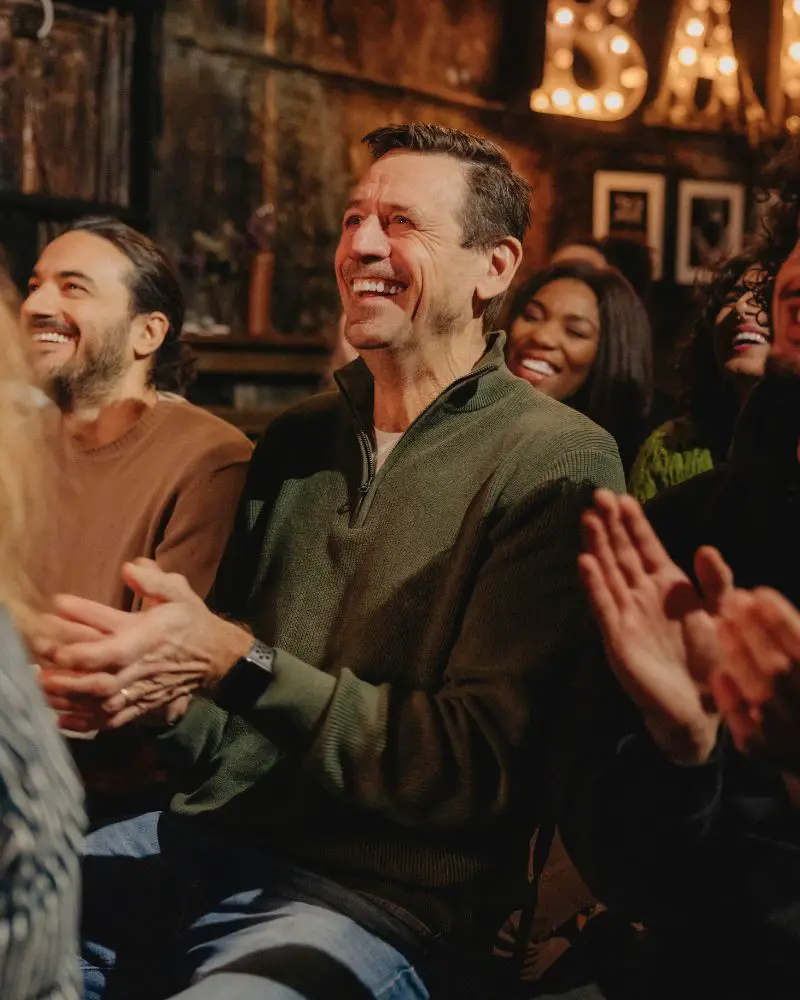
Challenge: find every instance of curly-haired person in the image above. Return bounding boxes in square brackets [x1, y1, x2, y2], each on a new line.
[629, 251, 770, 502]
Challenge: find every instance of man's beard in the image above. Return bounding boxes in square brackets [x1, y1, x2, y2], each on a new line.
[429, 300, 462, 339]
[46, 319, 129, 411]
[346, 300, 462, 348]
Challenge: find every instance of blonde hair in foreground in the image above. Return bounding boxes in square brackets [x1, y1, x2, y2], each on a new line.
[0, 294, 43, 620]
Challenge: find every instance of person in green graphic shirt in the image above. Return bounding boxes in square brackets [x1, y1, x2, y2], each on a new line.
[629, 251, 771, 503]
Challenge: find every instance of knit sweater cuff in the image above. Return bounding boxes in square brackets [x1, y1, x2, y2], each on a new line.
[617, 729, 724, 822]
[244, 646, 336, 746]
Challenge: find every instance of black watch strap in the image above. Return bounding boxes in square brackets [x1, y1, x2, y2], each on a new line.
[214, 639, 276, 714]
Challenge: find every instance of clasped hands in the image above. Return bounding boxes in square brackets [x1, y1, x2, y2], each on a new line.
[32, 559, 252, 733]
[581, 490, 800, 775]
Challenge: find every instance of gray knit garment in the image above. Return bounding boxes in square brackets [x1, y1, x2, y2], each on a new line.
[0, 607, 85, 1000]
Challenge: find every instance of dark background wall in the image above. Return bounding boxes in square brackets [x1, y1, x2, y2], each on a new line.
[154, 0, 780, 383]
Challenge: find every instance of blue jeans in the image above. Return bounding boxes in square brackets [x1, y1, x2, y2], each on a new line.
[81, 811, 431, 1000]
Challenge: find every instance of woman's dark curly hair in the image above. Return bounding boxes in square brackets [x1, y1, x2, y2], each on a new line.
[677, 136, 800, 461]
[506, 262, 653, 470]
[677, 251, 767, 463]
[68, 216, 196, 394]
[750, 135, 800, 324]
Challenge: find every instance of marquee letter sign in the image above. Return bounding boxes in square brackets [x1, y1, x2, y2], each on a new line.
[530, 0, 648, 122]
[775, 0, 800, 134]
[643, 0, 767, 140]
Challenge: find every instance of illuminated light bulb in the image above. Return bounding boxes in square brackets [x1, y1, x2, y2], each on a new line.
[787, 78, 800, 99]
[678, 46, 699, 67]
[577, 92, 598, 113]
[554, 48, 574, 70]
[718, 55, 738, 76]
[531, 92, 550, 111]
[552, 88, 573, 108]
[685, 18, 705, 38]
[584, 12, 603, 32]
[608, 0, 629, 16]
[554, 7, 574, 26]
[713, 25, 732, 44]
[787, 115, 800, 134]
[790, 42, 800, 63]
[603, 91, 625, 112]
[610, 34, 630, 55]
[621, 66, 648, 89]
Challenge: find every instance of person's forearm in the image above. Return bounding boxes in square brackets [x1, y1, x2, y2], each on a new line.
[644, 712, 720, 766]
[228, 647, 529, 830]
[561, 729, 724, 917]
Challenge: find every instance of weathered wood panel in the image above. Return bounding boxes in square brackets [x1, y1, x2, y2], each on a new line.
[194, 0, 266, 39]
[156, 4, 551, 339]
[188, 0, 504, 99]
[153, 39, 264, 333]
[278, 0, 502, 97]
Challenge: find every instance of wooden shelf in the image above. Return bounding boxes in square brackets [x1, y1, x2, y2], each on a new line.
[206, 406, 285, 435]
[186, 334, 329, 378]
[0, 190, 145, 225]
[183, 333, 327, 350]
[68, 0, 164, 13]
[194, 350, 327, 378]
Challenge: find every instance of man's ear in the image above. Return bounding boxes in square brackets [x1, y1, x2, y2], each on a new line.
[132, 312, 169, 360]
[475, 237, 523, 307]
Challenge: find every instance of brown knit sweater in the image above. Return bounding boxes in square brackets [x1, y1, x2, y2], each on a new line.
[34, 397, 252, 609]
[33, 397, 251, 809]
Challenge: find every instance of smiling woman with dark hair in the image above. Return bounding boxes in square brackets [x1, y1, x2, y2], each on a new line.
[505, 261, 653, 473]
[629, 252, 770, 503]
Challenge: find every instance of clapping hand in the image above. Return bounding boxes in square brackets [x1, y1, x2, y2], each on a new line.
[712, 587, 800, 777]
[579, 490, 732, 765]
[32, 559, 252, 733]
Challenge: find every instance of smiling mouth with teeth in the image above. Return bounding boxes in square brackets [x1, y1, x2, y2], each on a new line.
[351, 278, 406, 297]
[732, 331, 769, 351]
[31, 331, 78, 345]
[519, 358, 558, 377]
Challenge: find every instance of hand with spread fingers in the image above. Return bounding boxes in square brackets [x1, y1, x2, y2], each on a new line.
[579, 489, 732, 765]
[711, 588, 800, 777]
[33, 558, 252, 733]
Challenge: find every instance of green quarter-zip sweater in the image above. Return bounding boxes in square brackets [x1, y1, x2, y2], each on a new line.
[163, 332, 625, 948]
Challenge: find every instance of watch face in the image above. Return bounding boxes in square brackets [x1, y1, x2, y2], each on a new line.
[216, 642, 275, 714]
[247, 640, 275, 673]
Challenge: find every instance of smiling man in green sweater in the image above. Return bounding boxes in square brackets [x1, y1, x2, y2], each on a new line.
[40, 123, 624, 1000]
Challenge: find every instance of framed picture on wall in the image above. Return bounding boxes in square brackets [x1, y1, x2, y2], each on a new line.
[676, 180, 746, 285]
[592, 171, 666, 280]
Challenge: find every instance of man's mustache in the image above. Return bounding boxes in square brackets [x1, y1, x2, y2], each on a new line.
[342, 268, 406, 284]
[30, 317, 78, 336]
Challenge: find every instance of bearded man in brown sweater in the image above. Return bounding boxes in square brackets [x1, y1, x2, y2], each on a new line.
[39, 125, 624, 1000]
[25, 217, 252, 815]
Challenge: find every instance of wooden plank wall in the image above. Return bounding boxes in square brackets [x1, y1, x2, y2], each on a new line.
[152, 0, 772, 353]
[153, 0, 550, 340]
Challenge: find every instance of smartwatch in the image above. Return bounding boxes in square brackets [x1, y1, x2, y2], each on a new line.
[214, 638, 276, 713]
